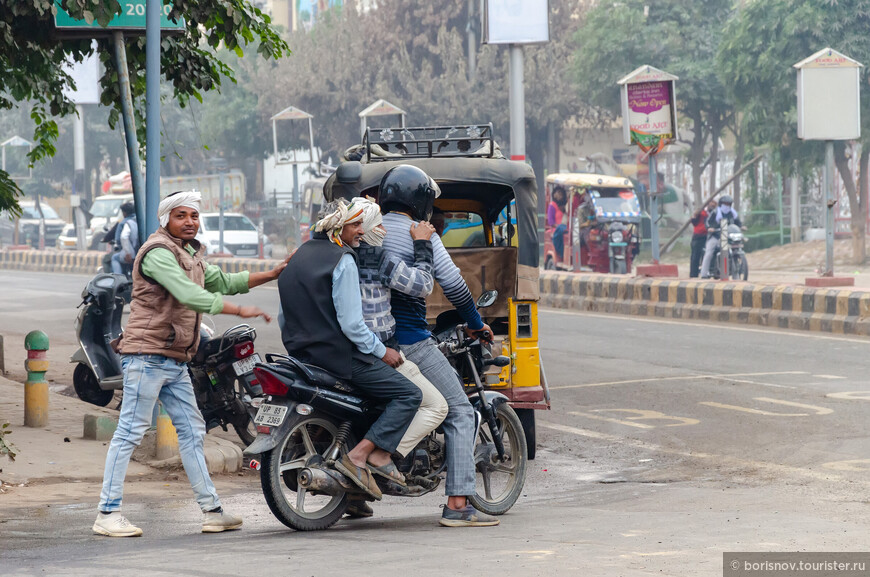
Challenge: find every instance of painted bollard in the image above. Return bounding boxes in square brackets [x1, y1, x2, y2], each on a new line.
[24, 330, 50, 427]
[155, 403, 179, 460]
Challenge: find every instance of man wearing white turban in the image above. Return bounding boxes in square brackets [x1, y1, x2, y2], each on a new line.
[278, 198, 423, 500]
[94, 190, 289, 538]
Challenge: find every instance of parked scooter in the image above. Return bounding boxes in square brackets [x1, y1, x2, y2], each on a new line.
[707, 219, 749, 281]
[71, 273, 262, 444]
[245, 290, 527, 531]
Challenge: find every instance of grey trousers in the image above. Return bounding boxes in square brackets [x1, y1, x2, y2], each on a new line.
[351, 358, 422, 454]
[402, 337, 477, 496]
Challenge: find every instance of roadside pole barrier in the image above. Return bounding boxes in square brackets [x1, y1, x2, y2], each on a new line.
[24, 331, 50, 427]
[155, 402, 179, 460]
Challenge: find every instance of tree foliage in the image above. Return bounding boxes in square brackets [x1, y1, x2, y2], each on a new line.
[718, 0, 870, 263]
[0, 0, 288, 214]
[573, 0, 734, 206]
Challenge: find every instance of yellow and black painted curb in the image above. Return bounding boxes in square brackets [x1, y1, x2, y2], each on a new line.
[0, 250, 279, 276]
[539, 272, 870, 337]
[5, 252, 868, 337]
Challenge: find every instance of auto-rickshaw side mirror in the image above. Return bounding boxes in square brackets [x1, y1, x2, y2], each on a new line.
[336, 161, 362, 184]
[476, 290, 498, 309]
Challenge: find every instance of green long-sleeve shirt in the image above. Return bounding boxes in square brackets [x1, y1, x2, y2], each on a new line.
[141, 246, 250, 314]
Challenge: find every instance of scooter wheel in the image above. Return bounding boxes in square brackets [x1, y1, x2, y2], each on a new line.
[73, 364, 115, 407]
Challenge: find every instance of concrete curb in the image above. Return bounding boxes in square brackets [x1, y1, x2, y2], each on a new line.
[0, 249, 279, 276]
[539, 272, 870, 337]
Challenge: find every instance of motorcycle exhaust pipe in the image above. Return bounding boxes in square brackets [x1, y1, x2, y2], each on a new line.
[298, 467, 361, 496]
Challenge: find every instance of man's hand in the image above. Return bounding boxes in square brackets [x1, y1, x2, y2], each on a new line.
[238, 305, 272, 323]
[270, 252, 294, 280]
[124, 253, 133, 263]
[382, 347, 403, 368]
[465, 323, 494, 343]
[410, 222, 436, 241]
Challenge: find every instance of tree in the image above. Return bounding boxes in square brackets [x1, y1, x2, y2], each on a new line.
[0, 0, 288, 214]
[573, 0, 735, 208]
[718, 0, 870, 264]
[253, 0, 587, 187]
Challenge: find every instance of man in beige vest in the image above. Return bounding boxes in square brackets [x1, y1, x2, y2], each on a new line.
[93, 190, 287, 537]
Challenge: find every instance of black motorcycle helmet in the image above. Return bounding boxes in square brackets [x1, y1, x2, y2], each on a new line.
[719, 195, 733, 206]
[378, 165, 441, 221]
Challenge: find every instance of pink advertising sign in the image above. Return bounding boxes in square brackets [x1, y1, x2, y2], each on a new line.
[625, 81, 675, 150]
[618, 65, 679, 153]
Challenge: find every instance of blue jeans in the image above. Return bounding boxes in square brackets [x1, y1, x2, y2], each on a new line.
[110, 251, 131, 275]
[98, 354, 220, 513]
[402, 338, 476, 496]
[552, 224, 567, 261]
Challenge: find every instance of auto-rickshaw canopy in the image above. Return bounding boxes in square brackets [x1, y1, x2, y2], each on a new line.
[546, 172, 641, 223]
[324, 156, 539, 301]
[546, 173, 634, 189]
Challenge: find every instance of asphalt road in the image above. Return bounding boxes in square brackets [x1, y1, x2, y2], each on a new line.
[3, 269, 870, 576]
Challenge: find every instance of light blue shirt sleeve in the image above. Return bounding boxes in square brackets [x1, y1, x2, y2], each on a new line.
[332, 254, 387, 359]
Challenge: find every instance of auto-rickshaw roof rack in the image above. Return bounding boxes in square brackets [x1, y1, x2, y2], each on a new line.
[363, 123, 496, 162]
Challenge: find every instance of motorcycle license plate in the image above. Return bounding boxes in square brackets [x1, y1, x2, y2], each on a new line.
[232, 353, 261, 376]
[254, 403, 288, 427]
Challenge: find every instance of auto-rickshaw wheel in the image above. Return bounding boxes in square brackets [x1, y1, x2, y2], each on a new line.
[515, 408, 536, 460]
[544, 257, 555, 270]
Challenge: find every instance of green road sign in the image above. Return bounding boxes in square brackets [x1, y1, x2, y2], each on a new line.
[54, 1, 185, 30]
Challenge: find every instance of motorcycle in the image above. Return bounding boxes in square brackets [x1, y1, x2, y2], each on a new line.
[607, 221, 636, 275]
[707, 220, 749, 281]
[245, 290, 528, 531]
[70, 273, 262, 444]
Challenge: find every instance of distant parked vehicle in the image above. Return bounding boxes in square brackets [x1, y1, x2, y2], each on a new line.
[0, 201, 67, 248]
[196, 212, 270, 258]
[87, 193, 133, 250]
[55, 223, 91, 250]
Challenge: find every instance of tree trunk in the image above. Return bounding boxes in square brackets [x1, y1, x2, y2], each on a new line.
[688, 111, 706, 209]
[833, 143, 864, 264]
[708, 118, 721, 196]
[732, 122, 746, 211]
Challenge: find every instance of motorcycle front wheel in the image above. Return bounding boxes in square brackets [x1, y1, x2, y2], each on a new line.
[732, 253, 748, 281]
[260, 414, 349, 531]
[469, 402, 528, 516]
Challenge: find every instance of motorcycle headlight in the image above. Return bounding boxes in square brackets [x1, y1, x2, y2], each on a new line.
[728, 232, 743, 241]
[610, 231, 624, 243]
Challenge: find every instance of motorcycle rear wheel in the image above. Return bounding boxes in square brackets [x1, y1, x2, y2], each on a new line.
[260, 414, 349, 531]
[469, 402, 527, 516]
[230, 379, 257, 446]
[73, 363, 114, 407]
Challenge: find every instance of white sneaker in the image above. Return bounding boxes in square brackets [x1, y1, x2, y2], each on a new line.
[202, 510, 243, 533]
[92, 512, 143, 537]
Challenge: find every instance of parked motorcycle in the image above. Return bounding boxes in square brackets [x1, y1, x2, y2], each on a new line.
[71, 273, 262, 444]
[708, 220, 748, 281]
[245, 290, 528, 531]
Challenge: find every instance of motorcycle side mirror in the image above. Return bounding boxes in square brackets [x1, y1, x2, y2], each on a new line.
[476, 290, 498, 309]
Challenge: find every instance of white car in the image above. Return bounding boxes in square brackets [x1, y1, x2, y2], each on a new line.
[196, 212, 270, 258]
[87, 193, 134, 249]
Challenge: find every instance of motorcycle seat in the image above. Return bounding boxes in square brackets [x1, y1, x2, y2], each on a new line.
[302, 364, 355, 393]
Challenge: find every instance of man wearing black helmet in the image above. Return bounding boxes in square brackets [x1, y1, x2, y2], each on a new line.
[700, 195, 743, 279]
[380, 164, 499, 527]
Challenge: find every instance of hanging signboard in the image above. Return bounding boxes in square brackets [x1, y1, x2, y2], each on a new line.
[618, 65, 679, 155]
[54, 0, 185, 32]
[794, 47, 862, 141]
[481, 0, 549, 44]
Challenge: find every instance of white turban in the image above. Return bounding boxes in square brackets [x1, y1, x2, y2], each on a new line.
[352, 196, 386, 247]
[158, 190, 202, 228]
[313, 198, 365, 246]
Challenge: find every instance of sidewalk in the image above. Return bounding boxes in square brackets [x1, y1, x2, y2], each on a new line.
[0, 374, 251, 509]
